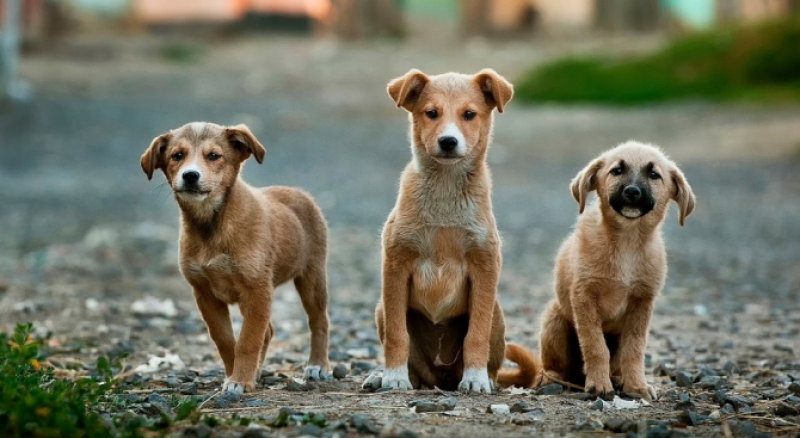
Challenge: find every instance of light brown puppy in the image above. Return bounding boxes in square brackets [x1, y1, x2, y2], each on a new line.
[539, 141, 696, 400]
[371, 69, 538, 393]
[140, 122, 330, 394]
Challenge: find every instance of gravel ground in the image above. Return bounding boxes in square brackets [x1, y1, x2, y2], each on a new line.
[1, 32, 800, 437]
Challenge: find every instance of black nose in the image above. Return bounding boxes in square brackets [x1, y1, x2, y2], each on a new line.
[623, 185, 642, 200]
[183, 171, 200, 183]
[438, 136, 458, 152]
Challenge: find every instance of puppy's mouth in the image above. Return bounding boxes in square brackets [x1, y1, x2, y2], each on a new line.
[176, 189, 211, 197]
[432, 154, 464, 164]
[611, 201, 655, 219]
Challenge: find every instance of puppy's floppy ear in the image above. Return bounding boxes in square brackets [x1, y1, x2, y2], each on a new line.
[474, 68, 514, 113]
[570, 158, 605, 214]
[670, 166, 696, 227]
[140, 133, 172, 180]
[226, 124, 266, 164]
[387, 69, 430, 111]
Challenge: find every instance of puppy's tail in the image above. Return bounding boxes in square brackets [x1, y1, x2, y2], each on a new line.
[497, 343, 540, 388]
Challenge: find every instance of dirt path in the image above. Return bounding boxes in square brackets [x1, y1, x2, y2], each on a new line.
[1, 33, 800, 437]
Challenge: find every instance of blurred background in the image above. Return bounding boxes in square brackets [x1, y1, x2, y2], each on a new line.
[0, 0, 799, 370]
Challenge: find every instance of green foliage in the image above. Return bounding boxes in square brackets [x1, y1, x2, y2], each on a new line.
[516, 15, 800, 105]
[0, 323, 200, 438]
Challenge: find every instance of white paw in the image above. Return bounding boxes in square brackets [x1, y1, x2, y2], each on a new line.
[303, 365, 328, 381]
[458, 368, 492, 394]
[381, 365, 413, 391]
[222, 379, 246, 395]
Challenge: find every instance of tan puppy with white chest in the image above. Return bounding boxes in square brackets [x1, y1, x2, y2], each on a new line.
[539, 141, 696, 400]
[140, 122, 330, 393]
[372, 69, 538, 393]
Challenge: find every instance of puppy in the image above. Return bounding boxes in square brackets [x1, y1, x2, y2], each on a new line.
[140, 122, 330, 393]
[538, 141, 696, 400]
[371, 69, 538, 393]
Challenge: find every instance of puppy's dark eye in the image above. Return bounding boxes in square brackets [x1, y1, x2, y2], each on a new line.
[610, 167, 624, 176]
[171, 152, 184, 162]
[463, 110, 476, 121]
[649, 171, 661, 180]
[208, 152, 221, 161]
[425, 109, 438, 120]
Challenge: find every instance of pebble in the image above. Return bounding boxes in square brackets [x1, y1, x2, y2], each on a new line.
[244, 399, 269, 408]
[698, 376, 726, 390]
[350, 414, 379, 435]
[575, 417, 604, 431]
[509, 401, 538, 413]
[789, 382, 800, 394]
[332, 364, 348, 379]
[284, 379, 307, 392]
[328, 351, 350, 361]
[602, 418, 638, 433]
[536, 383, 564, 395]
[179, 383, 198, 395]
[677, 410, 697, 426]
[409, 397, 457, 413]
[675, 370, 697, 387]
[351, 360, 376, 375]
[294, 424, 322, 437]
[592, 398, 606, 411]
[487, 404, 510, 415]
[774, 402, 800, 417]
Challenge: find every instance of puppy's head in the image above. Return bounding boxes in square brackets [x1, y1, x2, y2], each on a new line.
[140, 122, 266, 206]
[571, 141, 696, 226]
[387, 68, 513, 165]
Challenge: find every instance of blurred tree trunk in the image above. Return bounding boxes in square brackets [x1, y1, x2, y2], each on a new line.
[595, 0, 662, 31]
[330, 0, 404, 40]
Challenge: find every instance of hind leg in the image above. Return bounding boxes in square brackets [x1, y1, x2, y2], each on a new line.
[295, 266, 330, 381]
[539, 300, 573, 385]
[255, 321, 274, 376]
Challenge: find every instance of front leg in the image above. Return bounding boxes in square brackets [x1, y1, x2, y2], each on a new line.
[619, 296, 657, 401]
[572, 286, 614, 398]
[379, 252, 413, 390]
[460, 248, 500, 394]
[193, 287, 236, 377]
[224, 282, 272, 394]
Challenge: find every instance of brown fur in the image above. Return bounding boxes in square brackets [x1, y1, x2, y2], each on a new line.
[140, 122, 330, 393]
[371, 69, 537, 393]
[538, 141, 696, 400]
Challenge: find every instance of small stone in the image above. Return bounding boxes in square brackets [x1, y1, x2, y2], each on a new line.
[674, 400, 696, 411]
[294, 424, 322, 437]
[603, 418, 638, 433]
[592, 398, 606, 411]
[698, 376, 723, 390]
[720, 340, 735, 349]
[393, 432, 419, 438]
[774, 344, 794, 354]
[350, 360, 376, 375]
[179, 383, 198, 395]
[789, 382, 800, 394]
[510, 401, 533, 413]
[679, 392, 691, 403]
[723, 360, 740, 375]
[244, 399, 269, 408]
[262, 375, 286, 386]
[721, 403, 735, 414]
[677, 410, 697, 426]
[328, 351, 350, 361]
[774, 402, 800, 417]
[708, 410, 721, 421]
[332, 364, 348, 380]
[409, 397, 457, 413]
[487, 404, 510, 415]
[350, 414, 379, 435]
[698, 365, 719, 377]
[536, 383, 564, 395]
[675, 370, 697, 388]
[729, 420, 757, 438]
[284, 379, 306, 392]
[725, 394, 754, 409]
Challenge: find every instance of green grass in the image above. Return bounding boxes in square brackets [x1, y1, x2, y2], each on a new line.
[516, 15, 800, 105]
[0, 323, 201, 438]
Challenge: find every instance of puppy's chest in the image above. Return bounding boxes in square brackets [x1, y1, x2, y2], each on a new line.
[407, 228, 475, 323]
[182, 253, 243, 304]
